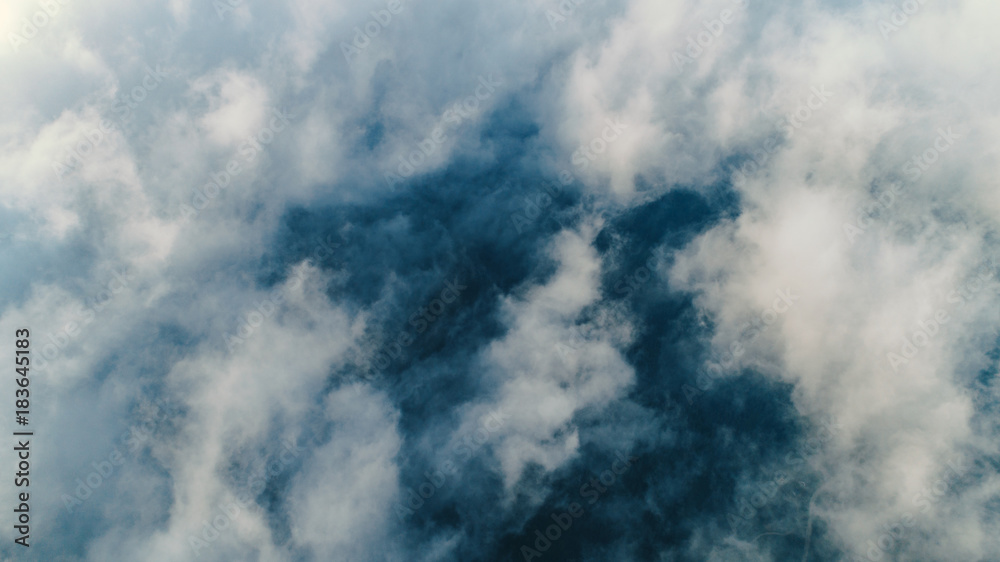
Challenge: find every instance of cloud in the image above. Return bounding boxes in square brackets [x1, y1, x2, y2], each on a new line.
[2, 0, 1000, 560]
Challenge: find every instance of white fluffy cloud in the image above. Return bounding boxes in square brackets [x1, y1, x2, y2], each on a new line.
[2, 0, 999, 559]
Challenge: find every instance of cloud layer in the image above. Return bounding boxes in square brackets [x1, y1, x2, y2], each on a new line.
[2, 0, 999, 560]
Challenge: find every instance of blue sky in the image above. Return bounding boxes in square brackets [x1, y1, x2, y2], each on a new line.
[1, 0, 999, 560]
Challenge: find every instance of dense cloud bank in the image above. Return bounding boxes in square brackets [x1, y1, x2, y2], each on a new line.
[1, 0, 999, 560]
